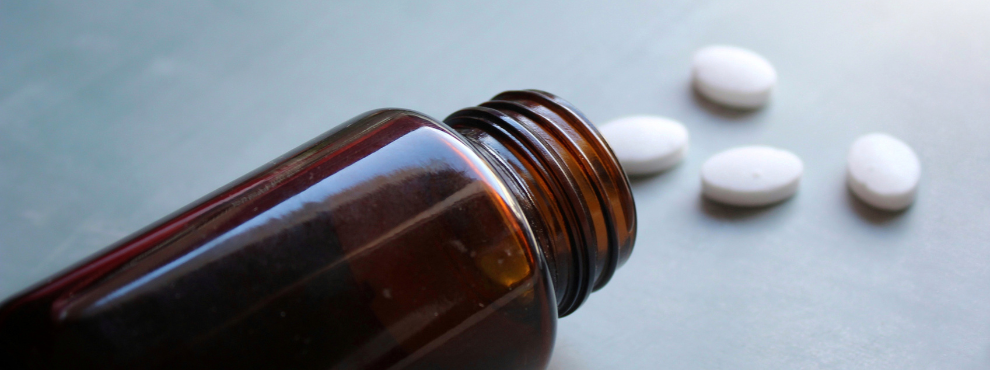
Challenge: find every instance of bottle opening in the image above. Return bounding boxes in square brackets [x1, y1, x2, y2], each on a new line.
[446, 90, 637, 316]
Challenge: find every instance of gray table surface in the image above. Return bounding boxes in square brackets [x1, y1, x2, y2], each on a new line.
[2, 1, 989, 368]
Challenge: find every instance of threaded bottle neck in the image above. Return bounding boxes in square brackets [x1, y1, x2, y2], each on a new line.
[445, 90, 636, 317]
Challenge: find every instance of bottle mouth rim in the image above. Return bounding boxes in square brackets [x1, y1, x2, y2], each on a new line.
[446, 90, 637, 317]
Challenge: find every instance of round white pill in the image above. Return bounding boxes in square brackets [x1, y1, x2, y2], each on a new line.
[598, 116, 689, 175]
[847, 133, 920, 211]
[701, 146, 803, 207]
[692, 45, 777, 109]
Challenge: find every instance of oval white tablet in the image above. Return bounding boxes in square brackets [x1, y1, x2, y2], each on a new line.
[598, 116, 689, 175]
[692, 45, 777, 109]
[701, 146, 803, 206]
[847, 133, 920, 211]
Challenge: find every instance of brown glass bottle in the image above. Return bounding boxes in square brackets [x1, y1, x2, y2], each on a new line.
[0, 90, 636, 370]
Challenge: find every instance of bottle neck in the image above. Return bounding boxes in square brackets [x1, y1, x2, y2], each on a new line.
[445, 90, 636, 317]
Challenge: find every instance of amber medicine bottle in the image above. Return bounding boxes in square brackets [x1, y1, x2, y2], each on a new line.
[0, 90, 637, 370]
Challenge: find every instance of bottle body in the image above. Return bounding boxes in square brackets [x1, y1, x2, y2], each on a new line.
[0, 90, 636, 370]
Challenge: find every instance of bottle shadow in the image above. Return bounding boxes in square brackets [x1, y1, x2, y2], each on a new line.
[545, 343, 595, 370]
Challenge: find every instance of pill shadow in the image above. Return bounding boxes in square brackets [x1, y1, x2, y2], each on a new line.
[698, 195, 782, 221]
[845, 187, 906, 225]
[689, 85, 764, 121]
[626, 165, 683, 185]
